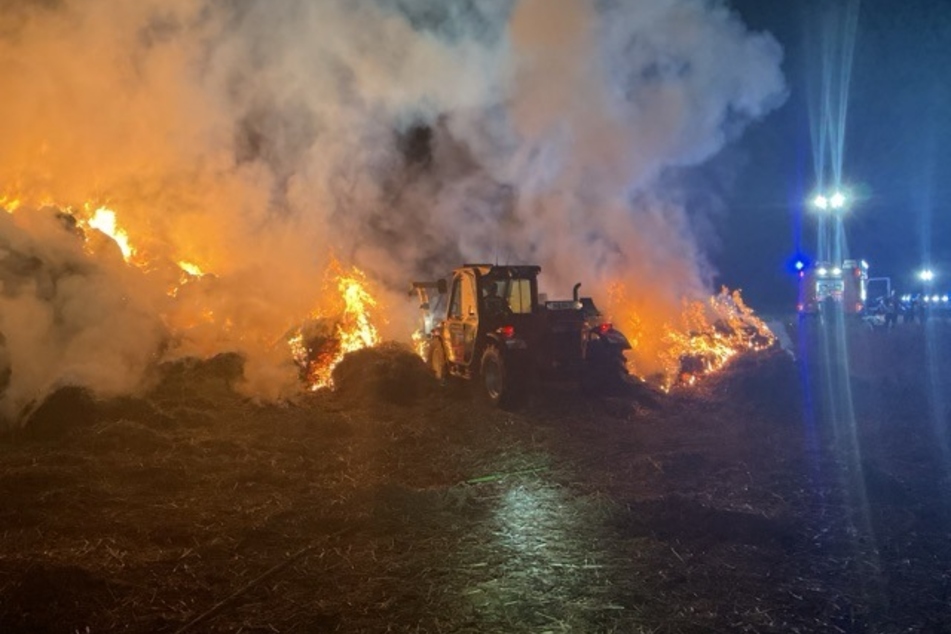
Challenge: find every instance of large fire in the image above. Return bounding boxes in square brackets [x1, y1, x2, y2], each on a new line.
[0, 0, 790, 420]
[288, 264, 382, 391]
[2, 194, 771, 399]
[64, 201, 387, 392]
[608, 283, 775, 390]
[4, 197, 198, 279]
[662, 289, 775, 388]
[2, 196, 386, 395]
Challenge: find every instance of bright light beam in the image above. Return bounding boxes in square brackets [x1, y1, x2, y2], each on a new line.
[829, 191, 846, 209]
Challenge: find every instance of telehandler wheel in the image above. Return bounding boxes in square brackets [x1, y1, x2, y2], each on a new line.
[583, 345, 629, 395]
[481, 345, 522, 408]
[429, 339, 449, 383]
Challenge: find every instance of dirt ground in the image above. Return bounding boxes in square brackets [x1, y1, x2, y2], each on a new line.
[1, 320, 950, 633]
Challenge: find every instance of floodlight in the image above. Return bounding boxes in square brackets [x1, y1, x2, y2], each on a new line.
[919, 269, 935, 282]
[829, 191, 846, 209]
[812, 194, 829, 210]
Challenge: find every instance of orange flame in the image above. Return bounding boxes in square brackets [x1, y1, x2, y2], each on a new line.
[289, 264, 382, 390]
[2, 194, 138, 263]
[607, 282, 775, 389]
[178, 260, 204, 277]
[660, 288, 775, 389]
[0, 193, 22, 212]
[5, 192, 771, 395]
[83, 206, 134, 260]
[167, 260, 208, 297]
[411, 329, 429, 360]
[4, 193, 388, 393]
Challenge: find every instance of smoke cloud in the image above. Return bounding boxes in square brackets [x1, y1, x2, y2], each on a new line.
[0, 0, 785, 420]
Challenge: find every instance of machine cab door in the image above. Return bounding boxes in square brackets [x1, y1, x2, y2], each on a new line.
[445, 270, 479, 366]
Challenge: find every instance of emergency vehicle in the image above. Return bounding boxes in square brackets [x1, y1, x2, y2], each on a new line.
[798, 259, 868, 315]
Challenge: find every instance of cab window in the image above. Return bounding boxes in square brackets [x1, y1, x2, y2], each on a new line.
[460, 273, 477, 317]
[448, 273, 477, 318]
[506, 279, 533, 314]
[448, 279, 463, 318]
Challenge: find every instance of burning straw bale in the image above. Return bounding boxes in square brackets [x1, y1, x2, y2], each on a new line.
[331, 342, 435, 406]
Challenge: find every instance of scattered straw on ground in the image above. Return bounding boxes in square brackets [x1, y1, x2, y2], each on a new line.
[1, 325, 950, 632]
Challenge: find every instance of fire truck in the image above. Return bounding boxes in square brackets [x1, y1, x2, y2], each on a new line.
[797, 259, 868, 316]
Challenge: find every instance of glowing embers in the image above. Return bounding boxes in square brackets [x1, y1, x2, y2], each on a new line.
[0, 193, 22, 212]
[290, 264, 382, 391]
[178, 261, 204, 277]
[662, 288, 775, 389]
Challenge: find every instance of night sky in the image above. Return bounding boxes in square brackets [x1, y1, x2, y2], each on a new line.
[713, 0, 951, 311]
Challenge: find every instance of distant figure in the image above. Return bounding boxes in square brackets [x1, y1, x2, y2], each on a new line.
[902, 296, 914, 324]
[884, 291, 899, 330]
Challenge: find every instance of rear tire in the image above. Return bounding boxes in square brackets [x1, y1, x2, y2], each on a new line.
[583, 344, 629, 395]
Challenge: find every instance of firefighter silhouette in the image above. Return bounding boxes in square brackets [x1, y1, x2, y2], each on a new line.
[884, 291, 899, 330]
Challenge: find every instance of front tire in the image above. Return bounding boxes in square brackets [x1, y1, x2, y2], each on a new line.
[481, 345, 520, 408]
[429, 339, 449, 383]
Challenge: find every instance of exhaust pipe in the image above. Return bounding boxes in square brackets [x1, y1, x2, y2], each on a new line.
[573, 283, 582, 302]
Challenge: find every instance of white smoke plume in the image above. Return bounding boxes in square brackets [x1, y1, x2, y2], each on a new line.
[0, 0, 785, 421]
